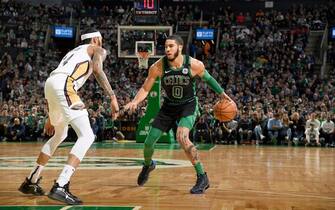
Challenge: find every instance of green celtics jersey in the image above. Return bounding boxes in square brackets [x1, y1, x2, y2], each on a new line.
[161, 55, 196, 105]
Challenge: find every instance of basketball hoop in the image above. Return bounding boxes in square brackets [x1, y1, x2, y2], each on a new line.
[136, 51, 150, 69]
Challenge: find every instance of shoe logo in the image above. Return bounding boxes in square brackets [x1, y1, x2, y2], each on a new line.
[65, 194, 75, 202]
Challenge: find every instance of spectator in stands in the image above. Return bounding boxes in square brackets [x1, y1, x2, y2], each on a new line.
[194, 116, 211, 144]
[281, 113, 292, 145]
[305, 121, 321, 146]
[305, 113, 321, 146]
[320, 113, 335, 147]
[238, 112, 252, 144]
[251, 111, 265, 145]
[8, 117, 25, 141]
[24, 106, 38, 141]
[222, 119, 238, 145]
[0, 104, 10, 141]
[236, 12, 245, 25]
[290, 112, 305, 146]
[267, 112, 283, 145]
[306, 112, 321, 130]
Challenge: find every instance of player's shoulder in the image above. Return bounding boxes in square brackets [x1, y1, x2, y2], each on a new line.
[88, 45, 106, 58]
[147, 57, 164, 77]
[150, 57, 164, 70]
[189, 56, 205, 70]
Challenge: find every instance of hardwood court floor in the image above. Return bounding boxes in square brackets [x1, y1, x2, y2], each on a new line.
[0, 142, 334, 210]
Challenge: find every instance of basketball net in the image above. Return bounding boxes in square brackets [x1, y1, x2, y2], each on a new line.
[136, 51, 150, 69]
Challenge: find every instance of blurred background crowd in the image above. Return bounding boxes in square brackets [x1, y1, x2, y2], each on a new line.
[0, 0, 334, 146]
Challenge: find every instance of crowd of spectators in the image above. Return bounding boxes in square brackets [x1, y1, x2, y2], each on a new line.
[0, 1, 334, 146]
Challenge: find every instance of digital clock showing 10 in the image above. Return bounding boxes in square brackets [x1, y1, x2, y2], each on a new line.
[134, 0, 158, 10]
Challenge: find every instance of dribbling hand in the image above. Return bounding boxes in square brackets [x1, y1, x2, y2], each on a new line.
[124, 101, 138, 114]
[219, 92, 232, 102]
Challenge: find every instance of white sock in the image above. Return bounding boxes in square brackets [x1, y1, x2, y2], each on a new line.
[28, 164, 44, 183]
[56, 164, 75, 187]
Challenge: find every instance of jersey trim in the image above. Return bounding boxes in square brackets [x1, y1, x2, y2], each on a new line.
[70, 60, 90, 81]
[63, 61, 89, 107]
[64, 76, 81, 107]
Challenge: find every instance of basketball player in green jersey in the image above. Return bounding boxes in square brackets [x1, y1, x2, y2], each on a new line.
[125, 35, 231, 194]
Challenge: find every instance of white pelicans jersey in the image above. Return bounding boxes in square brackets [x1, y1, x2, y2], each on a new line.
[51, 44, 92, 91]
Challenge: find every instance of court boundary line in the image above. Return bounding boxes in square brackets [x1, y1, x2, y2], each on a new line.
[209, 145, 217, 151]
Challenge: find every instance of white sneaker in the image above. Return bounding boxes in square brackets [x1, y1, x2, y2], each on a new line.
[260, 134, 265, 140]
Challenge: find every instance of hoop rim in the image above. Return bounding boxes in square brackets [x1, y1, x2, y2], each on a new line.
[136, 51, 150, 69]
[136, 51, 150, 59]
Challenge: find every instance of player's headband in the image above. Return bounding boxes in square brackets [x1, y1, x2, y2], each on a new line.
[81, 31, 102, 41]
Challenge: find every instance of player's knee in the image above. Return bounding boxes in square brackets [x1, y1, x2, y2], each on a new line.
[144, 140, 154, 149]
[70, 129, 95, 161]
[83, 129, 95, 149]
[86, 129, 95, 144]
[41, 131, 68, 156]
[41, 141, 53, 156]
[144, 128, 161, 148]
[144, 132, 159, 148]
[176, 128, 190, 145]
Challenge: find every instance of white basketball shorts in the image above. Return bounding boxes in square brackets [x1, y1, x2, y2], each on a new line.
[44, 74, 88, 126]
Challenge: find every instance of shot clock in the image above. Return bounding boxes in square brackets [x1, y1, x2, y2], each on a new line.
[134, 0, 159, 24]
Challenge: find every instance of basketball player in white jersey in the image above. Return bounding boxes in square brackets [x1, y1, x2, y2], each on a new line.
[18, 30, 119, 205]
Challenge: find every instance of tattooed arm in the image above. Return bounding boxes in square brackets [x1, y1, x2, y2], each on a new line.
[92, 46, 119, 120]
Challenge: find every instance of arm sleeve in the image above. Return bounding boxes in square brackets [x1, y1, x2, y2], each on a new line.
[201, 70, 224, 94]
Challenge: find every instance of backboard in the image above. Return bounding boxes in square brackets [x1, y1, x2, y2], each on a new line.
[117, 25, 173, 58]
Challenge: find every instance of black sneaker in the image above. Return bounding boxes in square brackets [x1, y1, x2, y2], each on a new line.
[190, 172, 210, 194]
[18, 177, 45, 196]
[137, 160, 156, 186]
[48, 181, 82, 205]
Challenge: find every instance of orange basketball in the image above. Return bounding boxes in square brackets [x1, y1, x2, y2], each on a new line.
[213, 99, 238, 122]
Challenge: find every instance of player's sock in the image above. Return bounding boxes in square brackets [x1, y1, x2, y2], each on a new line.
[56, 164, 75, 187]
[194, 162, 205, 175]
[144, 127, 163, 166]
[28, 164, 44, 183]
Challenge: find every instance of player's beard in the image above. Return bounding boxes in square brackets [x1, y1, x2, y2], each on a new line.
[167, 50, 179, 62]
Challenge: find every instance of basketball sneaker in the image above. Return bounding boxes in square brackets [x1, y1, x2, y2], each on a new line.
[48, 181, 82, 205]
[137, 160, 156, 186]
[190, 172, 210, 194]
[18, 177, 45, 195]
